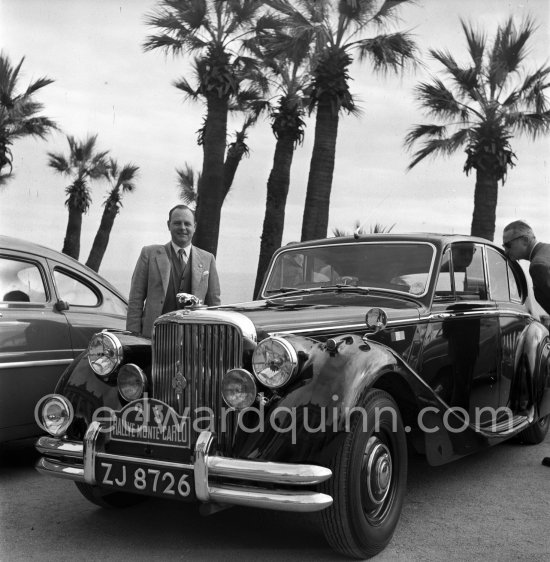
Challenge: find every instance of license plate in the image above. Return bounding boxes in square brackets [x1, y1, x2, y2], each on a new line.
[95, 458, 195, 500]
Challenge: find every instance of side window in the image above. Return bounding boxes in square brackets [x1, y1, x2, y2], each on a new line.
[451, 243, 486, 300]
[486, 248, 510, 301]
[507, 263, 522, 302]
[0, 256, 47, 303]
[53, 269, 99, 306]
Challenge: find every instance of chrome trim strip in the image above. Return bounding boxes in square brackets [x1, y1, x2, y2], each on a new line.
[272, 317, 421, 336]
[0, 358, 73, 369]
[96, 452, 193, 471]
[426, 309, 499, 321]
[83, 421, 101, 484]
[207, 456, 332, 485]
[36, 436, 83, 458]
[36, 457, 85, 482]
[208, 485, 333, 512]
[154, 309, 257, 342]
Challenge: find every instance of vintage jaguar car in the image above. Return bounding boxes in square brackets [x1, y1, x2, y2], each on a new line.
[0, 235, 127, 443]
[35, 234, 550, 559]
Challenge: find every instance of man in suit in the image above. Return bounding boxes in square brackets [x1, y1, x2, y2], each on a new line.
[502, 220, 550, 315]
[126, 205, 221, 337]
[502, 220, 550, 468]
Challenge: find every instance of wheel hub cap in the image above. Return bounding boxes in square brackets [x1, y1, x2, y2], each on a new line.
[364, 437, 393, 507]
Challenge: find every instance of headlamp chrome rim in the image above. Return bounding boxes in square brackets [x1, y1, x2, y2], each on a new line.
[117, 363, 148, 402]
[34, 393, 74, 437]
[87, 331, 123, 377]
[221, 368, 257, 409]
[252, 336, 299, 389]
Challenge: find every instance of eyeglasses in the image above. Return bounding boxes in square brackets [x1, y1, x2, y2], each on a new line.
[503, 235, 523, 250]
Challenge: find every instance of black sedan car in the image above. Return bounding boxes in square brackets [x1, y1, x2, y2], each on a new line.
[35, 234, 549, 559]
[0, 236, 127, 442]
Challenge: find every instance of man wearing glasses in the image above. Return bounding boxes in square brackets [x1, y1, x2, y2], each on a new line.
[503, 220, 550, 316]
[503, 220, 550, 468]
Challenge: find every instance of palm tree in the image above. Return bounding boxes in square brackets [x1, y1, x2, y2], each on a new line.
[250, 29, 310, 298]
[405, 18, 550, 241]
[144, 0, 269, 256]
[86, 159, 139, 272]
[48, 134, 109, 260]
[266, 0, 418, 242]
[222, 116, 255, 201]
[0, 52, 56, 183]
[176, 163, 200, 207]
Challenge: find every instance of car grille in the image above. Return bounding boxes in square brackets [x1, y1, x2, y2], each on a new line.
[152, 320, 243, 453]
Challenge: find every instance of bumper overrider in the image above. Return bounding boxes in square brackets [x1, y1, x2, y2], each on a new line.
[36, 421, 333, 512]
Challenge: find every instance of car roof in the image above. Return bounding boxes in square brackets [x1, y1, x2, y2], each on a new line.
[281, 233, 502, 252]
[0, 235, 126, 300]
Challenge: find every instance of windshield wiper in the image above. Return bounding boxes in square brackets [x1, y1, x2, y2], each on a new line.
[320, 284, 371, 294]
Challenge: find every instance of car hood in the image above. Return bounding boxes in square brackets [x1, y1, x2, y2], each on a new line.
[215, 294, 423, 337]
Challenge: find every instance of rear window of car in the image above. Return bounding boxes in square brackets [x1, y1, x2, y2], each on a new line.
[0, 256, 48, 303]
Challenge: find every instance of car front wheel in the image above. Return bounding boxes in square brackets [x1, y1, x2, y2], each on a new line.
[518, 414, 550, 444]
[320, 389, 407, 559]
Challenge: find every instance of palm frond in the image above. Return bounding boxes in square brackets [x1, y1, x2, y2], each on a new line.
[370, 0, 416, 26]
[176, 163, 199, 206]
[356, 31, 418, 72]
[404, 123, 447, 148]
[415, 79, 468, 119]
[407, 129, 470, 169]
[488, 17, 535, 94]
[460, 20, 486, 71]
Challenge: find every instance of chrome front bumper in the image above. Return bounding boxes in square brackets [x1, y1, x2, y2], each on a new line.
[36, 422, 333, 512]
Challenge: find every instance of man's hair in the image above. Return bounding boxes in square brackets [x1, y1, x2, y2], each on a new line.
[168, 204, 195, 222]
[503, 220, 534, 238]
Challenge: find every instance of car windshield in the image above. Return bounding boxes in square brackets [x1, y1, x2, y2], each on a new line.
[263, 242, 435, 297]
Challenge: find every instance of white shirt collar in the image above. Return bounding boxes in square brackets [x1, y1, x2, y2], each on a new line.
[171, 242, 192, 257]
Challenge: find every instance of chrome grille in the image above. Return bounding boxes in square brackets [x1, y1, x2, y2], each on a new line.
[152, 321, 242, 452]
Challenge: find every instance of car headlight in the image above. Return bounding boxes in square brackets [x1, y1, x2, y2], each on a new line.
[221, 369, 257, 409]
[35, 394, 73, 437]
[88, 332, 123, 377]
[117, 364, 148, 402]
[252, 337, 298, 388]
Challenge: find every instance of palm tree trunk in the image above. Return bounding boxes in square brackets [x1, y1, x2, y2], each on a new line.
[222, 147, 243, 203]
[194, 94, 228, 256]
[300, 98, 339, 241]
[86, 204, 118, 272]
[253, 134, 296, 298]
[470, 169, 498, 241]
[62, 203, 82, 259]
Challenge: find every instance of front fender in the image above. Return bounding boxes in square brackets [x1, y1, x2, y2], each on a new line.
[233, 334, 426, 466]
[54, 331, 152, 439]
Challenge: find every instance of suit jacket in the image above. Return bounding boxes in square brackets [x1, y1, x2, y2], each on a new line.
[529, 242, 550, 316]
[126, 242, 221, 337]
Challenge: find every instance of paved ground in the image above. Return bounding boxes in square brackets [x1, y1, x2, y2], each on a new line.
[0, 434, 549, 561]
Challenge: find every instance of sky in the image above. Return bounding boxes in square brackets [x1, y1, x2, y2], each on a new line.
[1, 0, 549, 304]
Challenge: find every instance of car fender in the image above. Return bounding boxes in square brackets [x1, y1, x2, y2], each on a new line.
[53, 332, 152, 437]
[515, 320, 550, 418]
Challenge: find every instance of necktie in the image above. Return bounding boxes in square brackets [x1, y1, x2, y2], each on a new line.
[178, 248, 187, 268]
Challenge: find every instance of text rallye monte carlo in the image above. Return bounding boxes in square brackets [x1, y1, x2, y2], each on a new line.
[35, 234, 550, 559]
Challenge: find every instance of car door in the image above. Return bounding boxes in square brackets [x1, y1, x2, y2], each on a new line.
[485, 247, 531, 411]
[0, 252, 73, 441]
[48, 263, 127, 356]
[420, 243, 500, 426]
